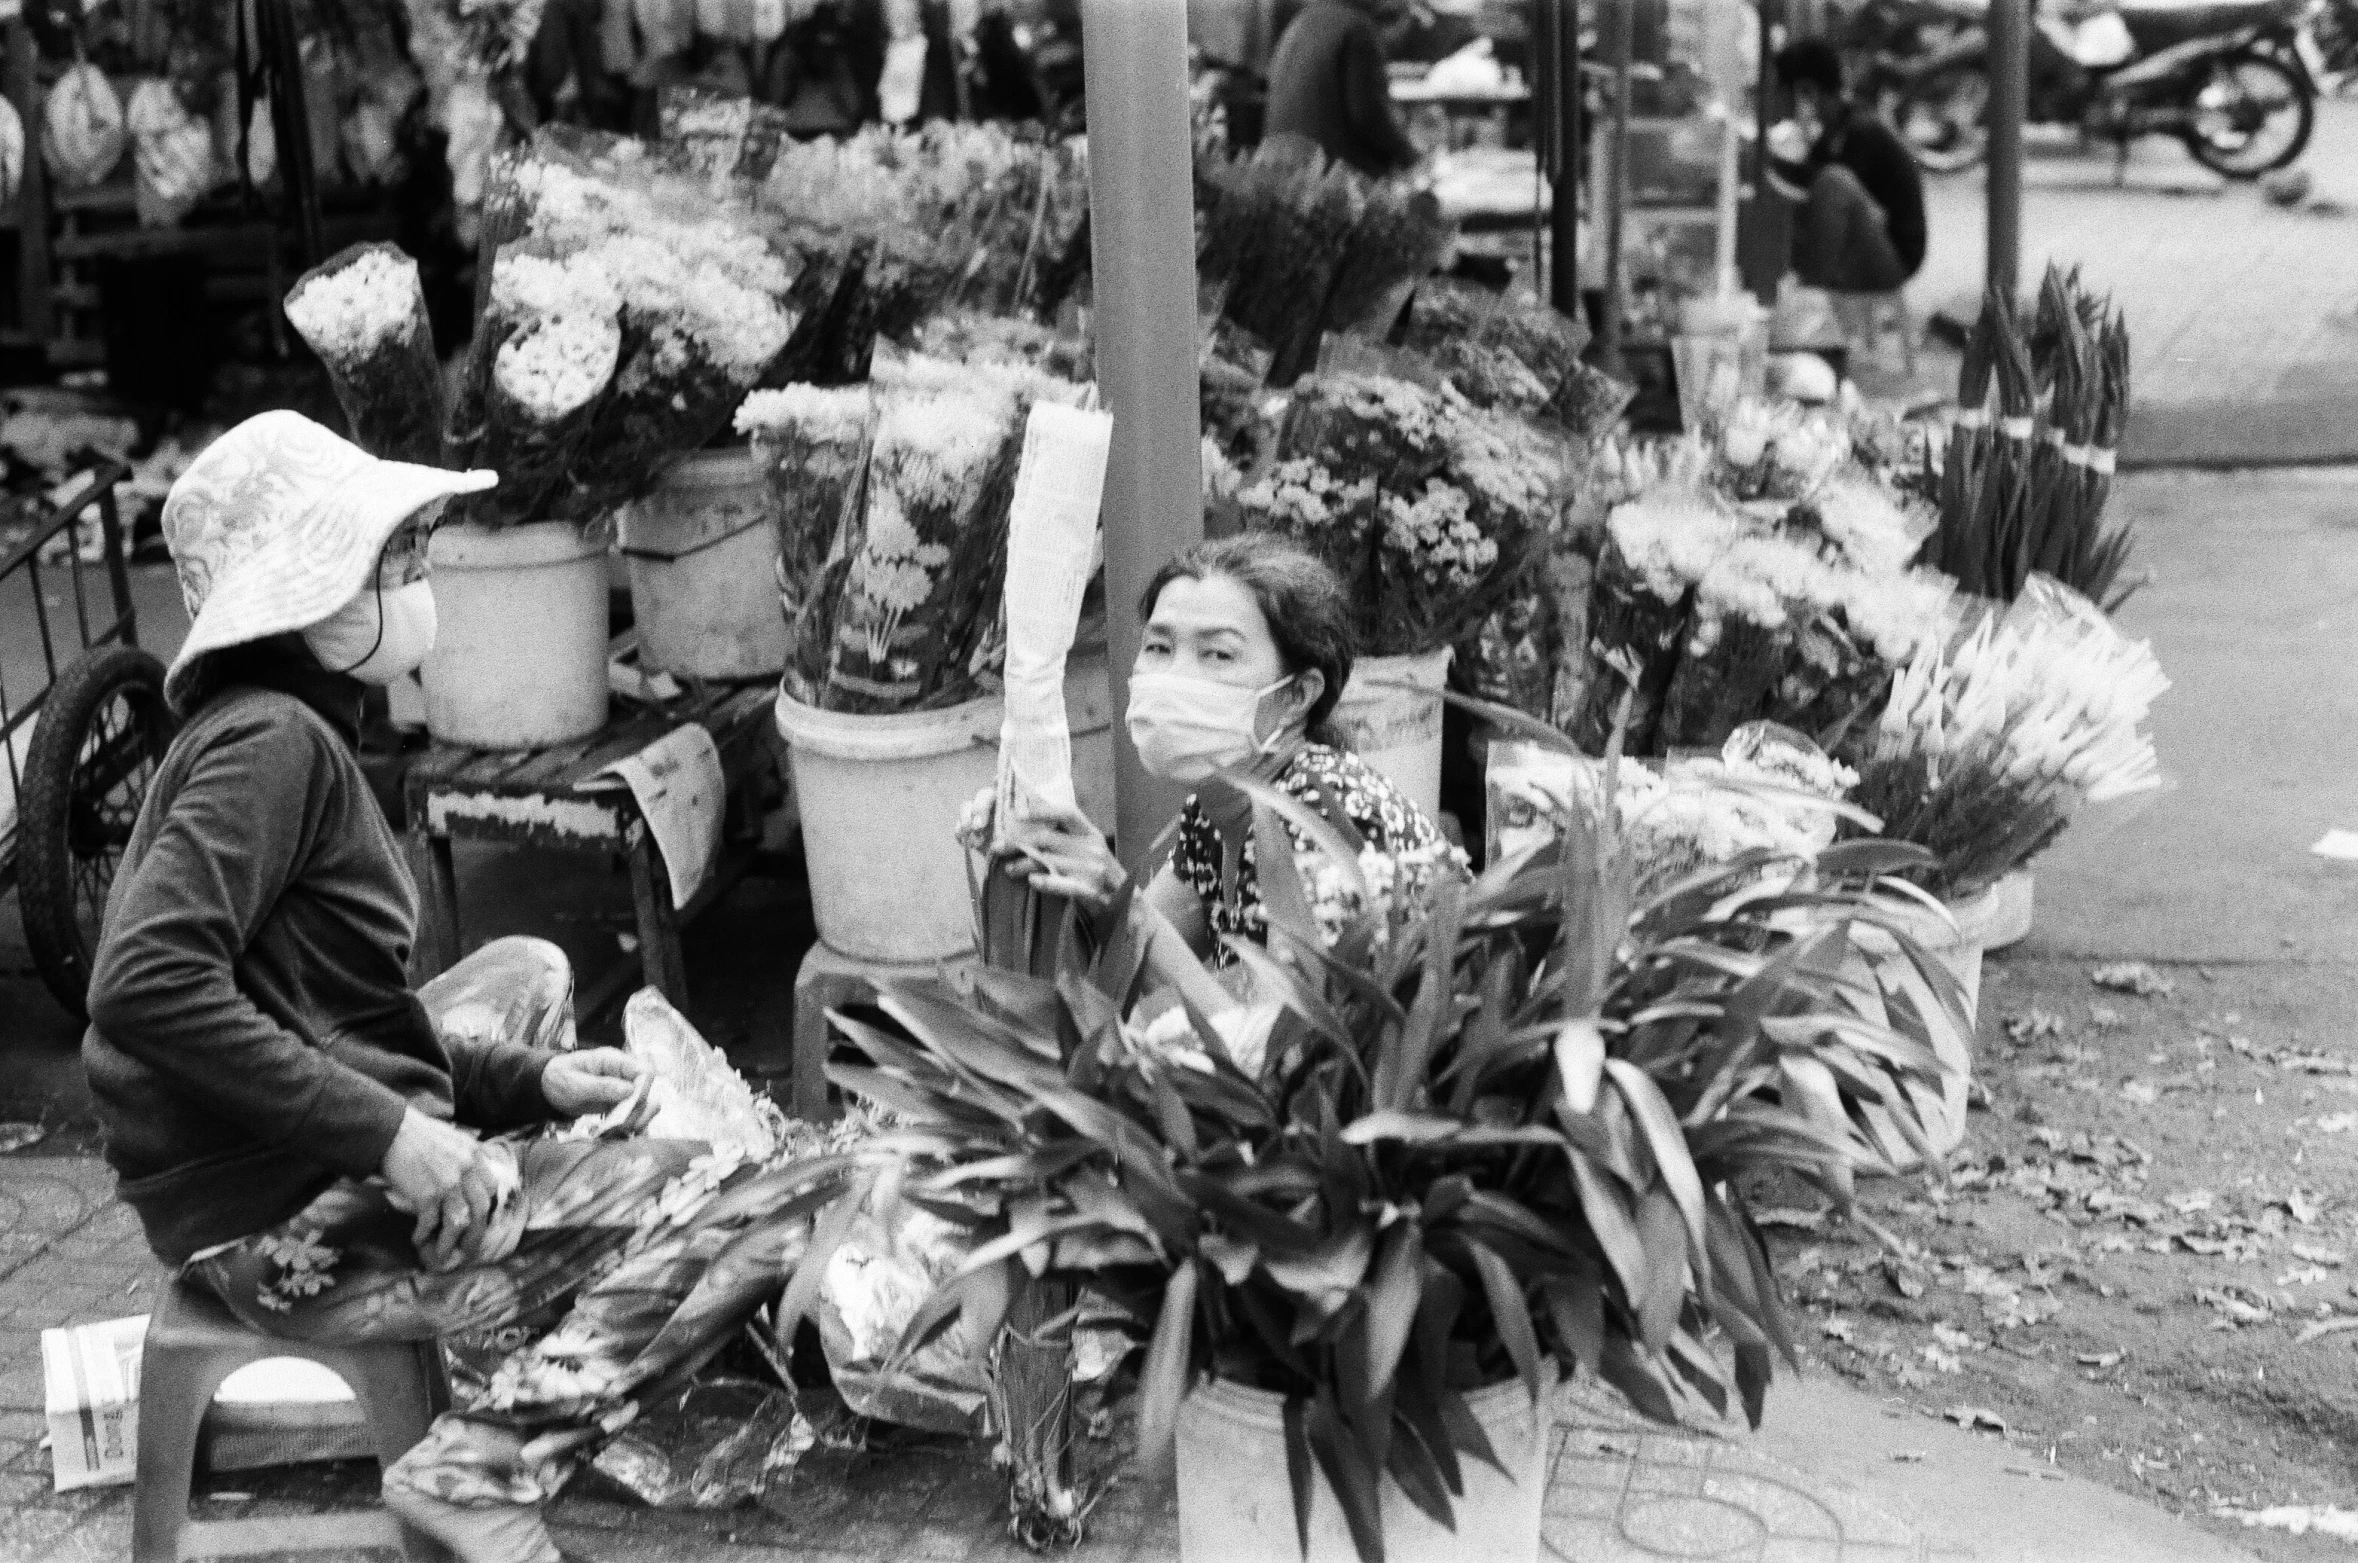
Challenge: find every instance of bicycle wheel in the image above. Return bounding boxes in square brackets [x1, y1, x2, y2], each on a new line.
[2184, 52, 2313, 178]
[19, 646, 173, 1018]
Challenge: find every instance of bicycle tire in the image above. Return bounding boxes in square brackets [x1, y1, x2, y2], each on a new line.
[2183, 52, 2314, 178]
[18, 646, 172, 1019]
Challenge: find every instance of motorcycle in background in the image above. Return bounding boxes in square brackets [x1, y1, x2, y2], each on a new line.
[1889, 0, 2316, 177]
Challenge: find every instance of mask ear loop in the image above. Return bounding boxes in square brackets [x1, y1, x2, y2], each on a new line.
[328, 558, 392, 677]
[1251, 674, 1303, 756]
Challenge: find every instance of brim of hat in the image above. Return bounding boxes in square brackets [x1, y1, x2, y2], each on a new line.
[166, 459, 498, 707]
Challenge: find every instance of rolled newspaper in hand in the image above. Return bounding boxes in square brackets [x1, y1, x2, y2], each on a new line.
[995, 400, 1113, 825]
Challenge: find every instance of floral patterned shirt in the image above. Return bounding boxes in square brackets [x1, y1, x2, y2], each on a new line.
[1169, 743, 1444, 964]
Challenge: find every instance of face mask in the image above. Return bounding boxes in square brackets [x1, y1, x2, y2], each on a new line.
[1125, 669, 1297, 783]
[302, 579, 438, 686]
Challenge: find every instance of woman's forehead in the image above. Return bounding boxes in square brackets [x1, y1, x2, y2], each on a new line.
[1150, 574, 1267, 637]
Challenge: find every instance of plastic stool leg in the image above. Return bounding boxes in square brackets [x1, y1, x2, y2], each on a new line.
[332, 1344, 455, 1563]
[133, 1346, 249, 1563]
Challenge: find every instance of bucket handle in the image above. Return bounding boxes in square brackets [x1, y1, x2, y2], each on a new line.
[618, 510, 770, 565]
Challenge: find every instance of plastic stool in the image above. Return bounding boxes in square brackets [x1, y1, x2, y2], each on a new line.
[792, 943, 974, 1121]
[134, 1280, 454, 1563]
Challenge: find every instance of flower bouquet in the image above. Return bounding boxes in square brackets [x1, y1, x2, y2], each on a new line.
[283, 242, 445, 467]
[1842, 575, 2166, 901]
[788, 354, 1088, 714]
[1490, 720, 1867, 899]
[736, 384, 876, 705]
[1239, 371, 1561, 658]
[793, 701, 1959, 1563]
[1197, 143, 1365, 377]
[444, 129, 799, 526]
[1919, 266, 2138, 611]
[1394, 277, 1634, 439]
[1572, 490, 1740, 751]
[457, 250, 624, 527]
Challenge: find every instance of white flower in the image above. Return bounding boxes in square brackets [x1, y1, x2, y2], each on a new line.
[494, 312, 621, 421]
[490, 251, 621, 325]
[286, 247, 424, 363]
[1608, 494, 1743, 600]
[736, 384, 872, 442]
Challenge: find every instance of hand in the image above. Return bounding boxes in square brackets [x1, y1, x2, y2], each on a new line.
[543, 1048, 657, 1128]
[997, 801, 1127, 911]
[380, 1109, 520, 1272]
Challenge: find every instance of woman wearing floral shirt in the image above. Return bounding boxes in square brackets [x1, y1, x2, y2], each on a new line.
[992, 533, 1454, 979]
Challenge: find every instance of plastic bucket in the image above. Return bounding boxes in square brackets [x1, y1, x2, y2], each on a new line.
[621, 447, 790, 681]
[423, 520, 609, 750]
[1332, 648, 1451, 820]
[1176, 1371, 1550, 1563]
[775, 649, 1116, 964]
[1984, 869, 2035, 952]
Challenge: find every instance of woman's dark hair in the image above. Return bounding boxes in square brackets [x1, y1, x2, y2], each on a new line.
[1774, 38, 1845, 97]
[1140, 533, 1356, 747]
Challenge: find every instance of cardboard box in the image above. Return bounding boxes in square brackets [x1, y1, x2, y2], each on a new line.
[41, 1315, 147, 1492]
[41, 1315, 371, 1492]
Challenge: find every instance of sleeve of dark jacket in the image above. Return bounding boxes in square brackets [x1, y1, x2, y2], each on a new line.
[1340, 17, 1418, 173]
[87, 717, 415, 1179]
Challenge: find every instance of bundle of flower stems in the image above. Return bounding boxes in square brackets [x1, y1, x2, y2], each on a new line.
[1920, 266, 2137, 611]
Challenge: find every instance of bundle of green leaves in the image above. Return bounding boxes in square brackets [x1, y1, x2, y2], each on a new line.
[795, 709, 1961, 1563]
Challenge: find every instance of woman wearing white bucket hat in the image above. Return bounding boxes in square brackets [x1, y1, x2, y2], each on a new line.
[83, 412, 826, 1563]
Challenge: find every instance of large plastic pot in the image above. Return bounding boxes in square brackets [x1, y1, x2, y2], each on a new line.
[1332, 647, 1451, 820]
[423, 520, 609, 750]
[1848, 883, 2005, 1170]
[621, 447, 790, 681]
[775, 649, 1115, 964]
[1176, 1371, 1551, 1563]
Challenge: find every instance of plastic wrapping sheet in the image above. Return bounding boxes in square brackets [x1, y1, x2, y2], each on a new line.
[812, 1205, 990, 1435]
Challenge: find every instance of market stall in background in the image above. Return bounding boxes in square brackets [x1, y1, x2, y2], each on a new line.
[5, 0, 2184, 1557]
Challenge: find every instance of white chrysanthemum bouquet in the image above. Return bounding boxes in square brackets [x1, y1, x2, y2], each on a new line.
[767, 352, 1089, 715]
[447, 129, 798, 528]
[284, 242, 445, 467]
[1575, 473, 1951, 757]
[1844, 576, 2167, 900]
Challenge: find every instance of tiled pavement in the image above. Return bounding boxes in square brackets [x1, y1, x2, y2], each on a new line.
[1914, 100, 2358, 466]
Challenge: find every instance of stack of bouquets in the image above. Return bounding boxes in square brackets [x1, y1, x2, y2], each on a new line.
[1843, 575, 2166, 902]
[761, 351, 1090, 715]
[1488, 721, 1866, 899]
[1919, 265, 2137, 610]
[1393, 278, 1633, 440]
[1574, 476, 1952, 756]
[1196, 141, 1455, 381]
[446, 129, 798, 526]
[283, 242, 445, 466]
[1233, 370, 1564, 657]
[754, 122, 1091, 385]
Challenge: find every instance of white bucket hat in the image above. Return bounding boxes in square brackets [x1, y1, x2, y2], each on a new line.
[161, 411, 497, 708]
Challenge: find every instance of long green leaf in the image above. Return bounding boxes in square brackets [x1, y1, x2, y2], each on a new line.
[1466, 1239, 1544, 1406]
[1605, 1060, 1710, 1265]
[1136, 1260, 1202, 1488]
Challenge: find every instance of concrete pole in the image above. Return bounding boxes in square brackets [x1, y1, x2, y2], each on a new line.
[1082, 0, 1205, 867]
[1545, 0, 1583, 318]
[1987, 0, 2026, 302]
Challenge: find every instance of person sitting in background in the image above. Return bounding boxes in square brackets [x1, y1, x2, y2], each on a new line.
[1767, 38, 1927, 297]
[1265, 0, 1421, 176]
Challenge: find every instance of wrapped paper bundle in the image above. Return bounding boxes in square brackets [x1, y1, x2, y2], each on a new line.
[284, 242, 445, 467]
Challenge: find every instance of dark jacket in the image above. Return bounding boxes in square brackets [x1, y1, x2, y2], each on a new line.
[85, 643, 557, 1265]
[1813, 103, 1927, 278]
[1264, 1, 1417, 177]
